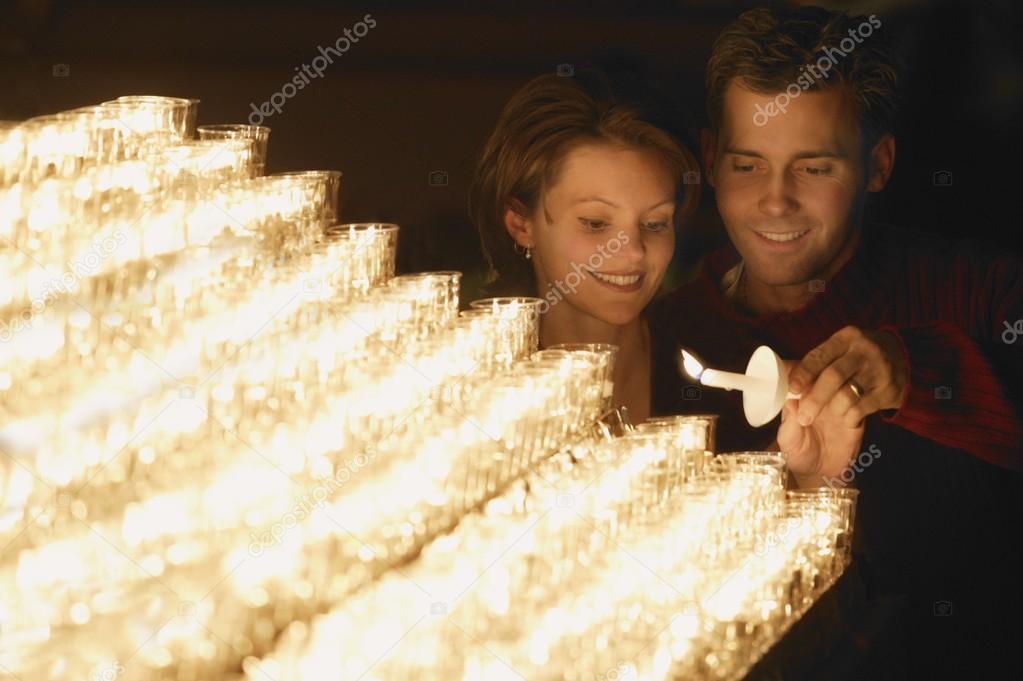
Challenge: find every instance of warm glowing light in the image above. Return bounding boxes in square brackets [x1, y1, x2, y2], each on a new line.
[0, 96, 851, 681]
[680, 348, 704, 379]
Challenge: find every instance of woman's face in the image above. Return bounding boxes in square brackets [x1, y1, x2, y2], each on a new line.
[528, 143, 677, 326]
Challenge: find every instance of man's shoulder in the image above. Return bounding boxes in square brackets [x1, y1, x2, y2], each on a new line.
[869, 222, 1017, 263]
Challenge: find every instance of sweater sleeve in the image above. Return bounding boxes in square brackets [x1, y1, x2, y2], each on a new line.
[878, 253, 1023, 473]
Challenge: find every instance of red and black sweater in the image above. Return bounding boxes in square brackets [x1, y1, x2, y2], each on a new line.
[648, 222, 1023, 472]
[649, 224, 1023, 673]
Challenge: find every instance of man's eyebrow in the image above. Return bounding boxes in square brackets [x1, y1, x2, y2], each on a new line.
[724, 147, 846, 160]
[792, 149, 846, 160]
[724, 147, 765, 158]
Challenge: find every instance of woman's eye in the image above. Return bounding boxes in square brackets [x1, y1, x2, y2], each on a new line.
[732, 163, 755, 173]
[578, 218, 608, 231]
[643, 221, 670, 232]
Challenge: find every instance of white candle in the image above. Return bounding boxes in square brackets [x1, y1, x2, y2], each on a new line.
[699, 368, 771, 393]
[680, 349, 799, 398]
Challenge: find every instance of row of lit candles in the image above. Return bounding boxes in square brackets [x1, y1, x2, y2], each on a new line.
[240, 420, 855, 681]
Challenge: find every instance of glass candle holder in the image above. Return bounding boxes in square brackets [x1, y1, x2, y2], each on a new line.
[547, 342, 618, 413]
[271, 170, 342, 222]
[197, 123, 270, 176]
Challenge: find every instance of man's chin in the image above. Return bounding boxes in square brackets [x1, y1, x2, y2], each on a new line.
[744, 263, 821, 289]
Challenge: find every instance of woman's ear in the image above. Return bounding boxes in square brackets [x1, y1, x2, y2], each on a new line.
[502, 199, 533, 249]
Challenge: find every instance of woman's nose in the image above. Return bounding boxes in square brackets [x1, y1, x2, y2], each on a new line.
[613, 226, 645, 265]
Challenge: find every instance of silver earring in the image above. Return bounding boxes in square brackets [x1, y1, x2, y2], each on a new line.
[525, 246, 532, 260]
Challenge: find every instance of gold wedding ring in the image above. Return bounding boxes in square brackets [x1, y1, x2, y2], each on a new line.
[846, 380, 864, 399]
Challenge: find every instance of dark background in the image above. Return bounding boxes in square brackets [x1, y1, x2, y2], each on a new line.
[2, 0, 1021, 301]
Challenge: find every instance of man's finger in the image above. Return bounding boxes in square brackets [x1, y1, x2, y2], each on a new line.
[827, 366, 875, 420]
[797, 354, 861, 426]
[842, 394, 878, 428]
[777, 400, 816, 476]
[788, 328, 855, 394]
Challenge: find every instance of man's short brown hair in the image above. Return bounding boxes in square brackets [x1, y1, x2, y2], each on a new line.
[706, 6, 901, 143]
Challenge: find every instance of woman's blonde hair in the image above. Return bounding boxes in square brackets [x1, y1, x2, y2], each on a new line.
[469, 67, 700, 295]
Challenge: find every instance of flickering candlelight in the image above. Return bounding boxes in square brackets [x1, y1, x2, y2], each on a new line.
[679, 347, 801, 427]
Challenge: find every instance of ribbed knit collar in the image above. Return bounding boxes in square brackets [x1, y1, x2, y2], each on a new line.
[694, 223, 898, 340]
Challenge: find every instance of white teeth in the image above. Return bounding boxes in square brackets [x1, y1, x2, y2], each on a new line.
[758, 229, 809, 242]
[589, 270, 641, 286]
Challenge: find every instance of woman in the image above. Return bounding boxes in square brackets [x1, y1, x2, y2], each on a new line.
[469, 67, 700, 421]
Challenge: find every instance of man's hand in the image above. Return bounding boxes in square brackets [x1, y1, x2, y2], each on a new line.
[777, 397, 865, 487]
[788, 326, 909, 429]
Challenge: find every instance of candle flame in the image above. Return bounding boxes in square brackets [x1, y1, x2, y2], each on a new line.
[679, 349, 704, 380]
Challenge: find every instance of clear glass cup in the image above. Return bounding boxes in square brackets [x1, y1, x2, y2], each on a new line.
[271, 170, 342, 222]
[114, 95, 199, 137]
[470, 296, 543, 358]
[326, 223, 399, 279]
[547, 342, 618, 413]
[197, 123, 270, 176]
[644, 413, 719, 453]
[101, 96, 193, 151]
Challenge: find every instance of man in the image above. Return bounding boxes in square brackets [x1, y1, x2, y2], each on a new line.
[650, 6, 1022, 678]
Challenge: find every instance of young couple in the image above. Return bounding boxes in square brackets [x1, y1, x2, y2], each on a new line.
[472, 7, 1023, 676]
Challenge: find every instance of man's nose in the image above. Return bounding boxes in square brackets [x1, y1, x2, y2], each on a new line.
[758, 172, 799, 217]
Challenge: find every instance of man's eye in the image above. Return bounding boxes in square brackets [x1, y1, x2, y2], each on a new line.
[802, 165, 833, 176]
[579, 218, 608, 231]
[643, 221, 670, 232]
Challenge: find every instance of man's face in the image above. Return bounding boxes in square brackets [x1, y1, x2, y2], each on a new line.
[708, 81, 871, 287]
